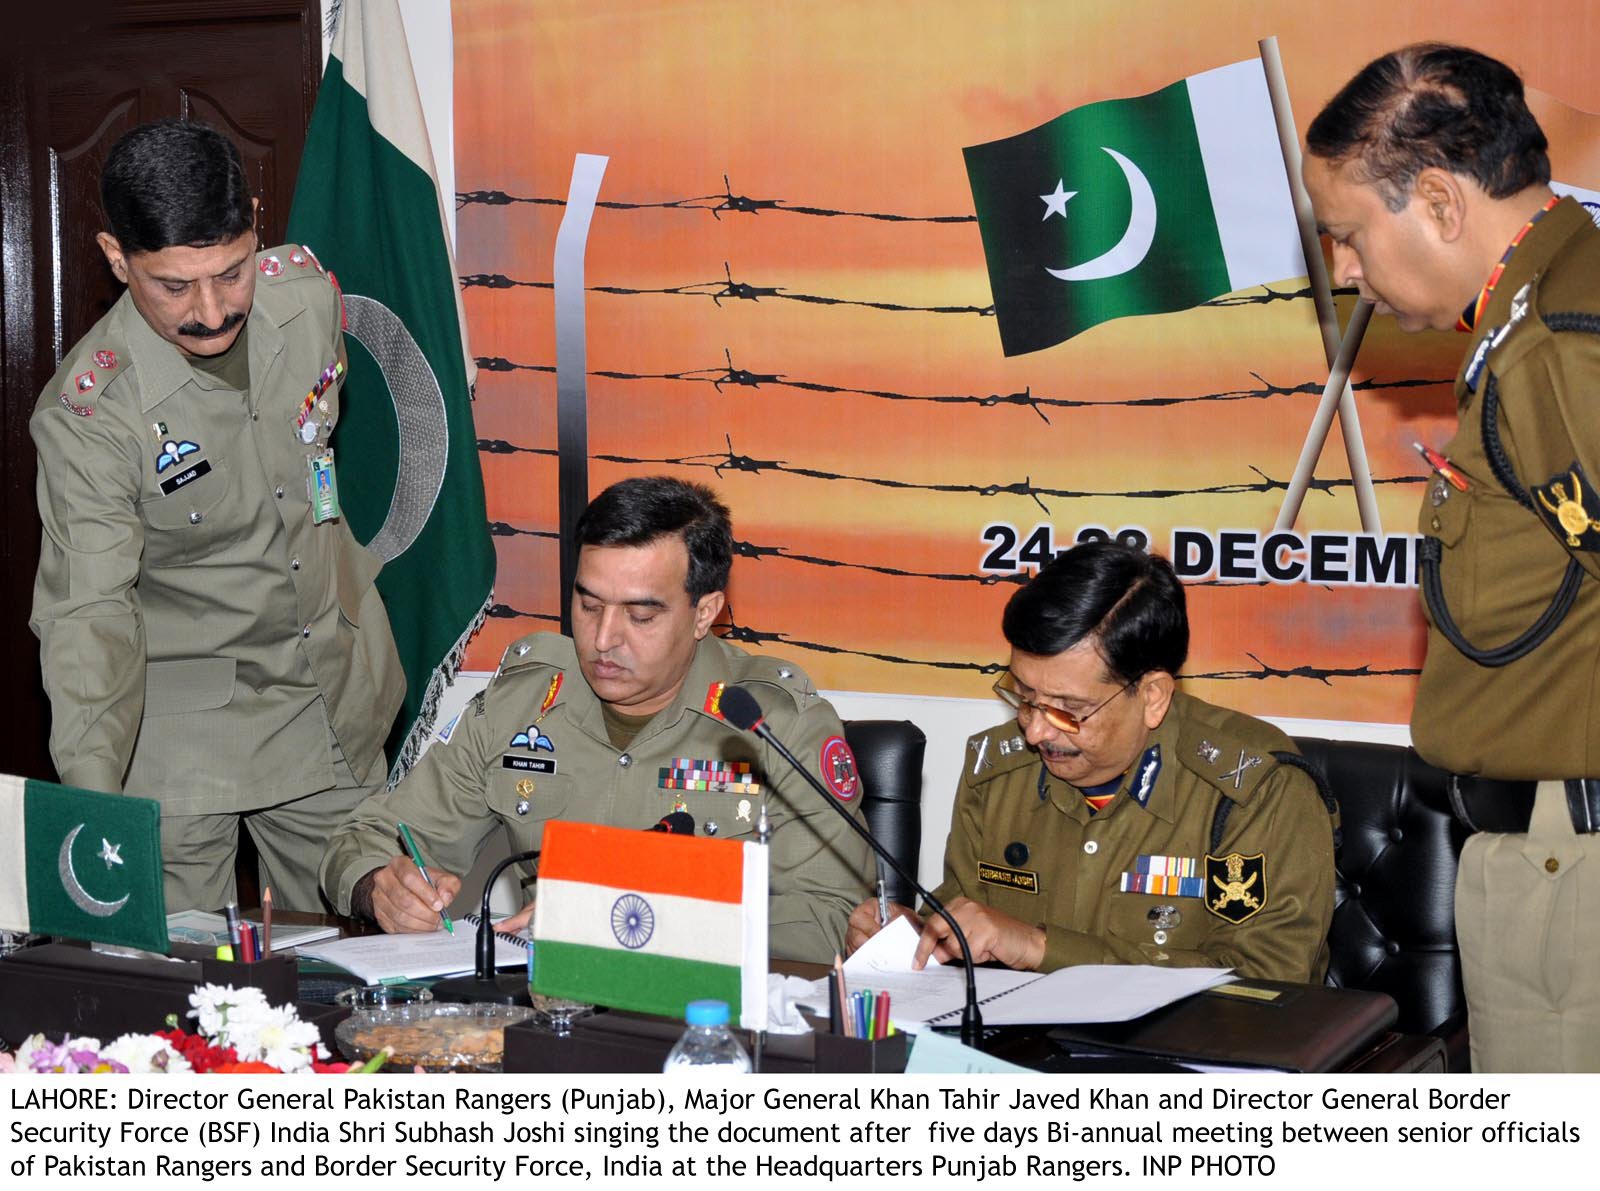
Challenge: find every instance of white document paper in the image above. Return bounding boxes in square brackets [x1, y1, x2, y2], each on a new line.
[800, 917, 1233, 1028]
[296, 927, 527, 983]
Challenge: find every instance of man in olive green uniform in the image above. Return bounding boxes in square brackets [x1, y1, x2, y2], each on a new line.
[1306, 45, 1600, 1071]
[848, 542, 1336, 982]
[30, 120, 404, 913]
[322, 477, 872, 963]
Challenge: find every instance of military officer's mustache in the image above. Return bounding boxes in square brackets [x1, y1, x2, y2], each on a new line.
[178, 311, 246, 338]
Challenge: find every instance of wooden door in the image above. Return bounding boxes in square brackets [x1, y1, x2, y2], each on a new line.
[1, 0, 322, 780]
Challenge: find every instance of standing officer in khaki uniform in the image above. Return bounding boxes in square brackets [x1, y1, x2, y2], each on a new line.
[322, 477, 873, 963]
[30, 120, 404, 913]
[847, 542, 1337, 982]
[1305, 44, 1600, 1071]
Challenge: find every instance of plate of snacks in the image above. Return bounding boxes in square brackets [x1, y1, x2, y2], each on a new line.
[335, 1002, 535, 1071]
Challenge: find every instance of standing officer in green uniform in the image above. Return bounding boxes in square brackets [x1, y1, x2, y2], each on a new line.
[1305, 44, 1600, 1071]
[847, 542, 1337, 982]
[30, 120, 404, 913]
[321, 477, 873, 963]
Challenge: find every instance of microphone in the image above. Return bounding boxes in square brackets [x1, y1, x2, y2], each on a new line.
[430, 847, 540, 1006]
[432, 811, 695, 1005]
[718, 685, 984, 1047]
[648, 811, 696, 835]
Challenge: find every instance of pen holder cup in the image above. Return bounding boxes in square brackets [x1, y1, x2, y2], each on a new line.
[199, 954, 298, 1006]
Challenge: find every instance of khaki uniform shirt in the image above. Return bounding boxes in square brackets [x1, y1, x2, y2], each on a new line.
[1412, 198, 1600, 779]
[30, 246, 404, 813]
[321, 632, 874, 962]
[931, 693, 1335, 982]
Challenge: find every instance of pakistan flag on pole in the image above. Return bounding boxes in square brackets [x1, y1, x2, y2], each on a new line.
[0, 776, 167, 953]
[288, 0, 493, 779]
[965, 59, 1305, 356]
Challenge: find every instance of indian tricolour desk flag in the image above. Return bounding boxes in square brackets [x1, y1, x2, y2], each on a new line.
[0, 776, 168, 953]
[288, 0, 494, 780]
[965, 58, 1305, 355]
[532, 822, 769, 1030]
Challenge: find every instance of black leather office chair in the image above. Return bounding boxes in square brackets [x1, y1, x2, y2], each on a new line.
[1293, 737, 1472, 1069]
[845, 720, 926, 907]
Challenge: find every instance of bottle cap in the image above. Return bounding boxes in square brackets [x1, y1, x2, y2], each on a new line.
[684, 999, 730, 1027]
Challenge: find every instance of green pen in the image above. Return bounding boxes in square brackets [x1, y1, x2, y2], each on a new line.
[398, 821, 453, 934]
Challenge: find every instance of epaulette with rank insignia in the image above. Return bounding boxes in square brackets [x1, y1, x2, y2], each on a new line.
[963, 722, 1034, 784]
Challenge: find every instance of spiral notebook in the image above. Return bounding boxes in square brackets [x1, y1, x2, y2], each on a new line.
[296, 917, 529, 984]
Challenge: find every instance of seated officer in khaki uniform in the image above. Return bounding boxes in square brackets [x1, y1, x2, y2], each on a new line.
[847, 542, 1337, 981]
[322, 476, 873, 962]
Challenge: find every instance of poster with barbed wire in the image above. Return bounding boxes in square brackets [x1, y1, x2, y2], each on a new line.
[452, 0, 1600, 727]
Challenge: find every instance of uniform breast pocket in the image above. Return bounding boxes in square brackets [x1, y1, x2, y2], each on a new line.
[1419, 486, 1475, 626]
[1106, 893, 1208, 956]
[138, 458, 244, 566]
[670, 791, 763, 841]
[486, 763, 577, 850]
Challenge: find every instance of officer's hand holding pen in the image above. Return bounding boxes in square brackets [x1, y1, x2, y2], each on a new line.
[370, 854, 463, 934]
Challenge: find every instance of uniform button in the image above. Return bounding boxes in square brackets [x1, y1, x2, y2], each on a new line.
[290, 557, 300, 570]
[618, 753, 632, 768]
[515, 800, 530, 816]
[704, 821, 719, 837]
[301, 625, 311, 638]
[1153, 930, 1168, 945]
[188, 511, 202, 524]
[1082, 840, 1098, 855]
[1546, 857, 1560, 874]
[778, 668, 792, 679]
[275, 485, 285, 499]
[1389, 827, 1403, 843]
[250, 411, 258, 421]
[1430, 516, 1441, 531]
[516, 644, 530, 656]
[1386, 940, 1400, 955]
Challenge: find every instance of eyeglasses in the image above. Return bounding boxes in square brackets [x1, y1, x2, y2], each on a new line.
[992, 675, 1137, 735]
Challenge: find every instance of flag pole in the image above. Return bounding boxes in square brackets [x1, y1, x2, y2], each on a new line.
[1274, 299, 1373, 530]
[1258, 36, 1381, 533]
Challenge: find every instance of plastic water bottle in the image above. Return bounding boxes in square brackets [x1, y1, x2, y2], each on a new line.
[662, 999, 751, 1073]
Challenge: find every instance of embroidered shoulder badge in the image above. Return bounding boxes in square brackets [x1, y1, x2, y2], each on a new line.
[820, 735, 859, 801]
[1534, 462, 1600, 551]
[259, 255, 283, 276]
[1204, 851, 1267, 923]
[93, 349, 118, 370]
[703, 681, 727, 720]
[58, 393, 93, 417]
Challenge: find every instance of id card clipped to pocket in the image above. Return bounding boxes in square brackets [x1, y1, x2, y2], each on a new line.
[307, 449, 341, 524]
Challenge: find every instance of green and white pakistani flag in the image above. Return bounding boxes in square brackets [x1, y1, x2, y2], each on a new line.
[533, 821, 769, 1029]
[288, 0, 494, 779]
[0, 776, 168, 953]
[965, 58, 1305, 355]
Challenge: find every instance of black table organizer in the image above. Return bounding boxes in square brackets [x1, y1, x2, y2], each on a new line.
[503, 1007, 907, 1074]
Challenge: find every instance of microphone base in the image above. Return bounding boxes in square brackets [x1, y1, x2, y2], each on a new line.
[429, 972, 532, 1006]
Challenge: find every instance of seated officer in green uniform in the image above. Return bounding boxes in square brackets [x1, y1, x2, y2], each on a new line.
[321, 476, 873, 962]
[847, 541, 1337, 981]
[30, 120, 403, 913]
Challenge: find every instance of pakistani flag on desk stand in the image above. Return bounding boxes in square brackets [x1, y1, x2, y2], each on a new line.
[0, 776, 168, 953]
[532, 822, 769, 1030]
[964, 58, 1306, 355]
[287, 0, 494, 781]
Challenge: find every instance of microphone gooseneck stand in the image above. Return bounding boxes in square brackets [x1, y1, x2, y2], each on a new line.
[717, 685, 985, 1048]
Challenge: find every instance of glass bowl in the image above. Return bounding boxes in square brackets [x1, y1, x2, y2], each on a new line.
[334, 1001, 534, 1071]
[334, 982, 434, 1016]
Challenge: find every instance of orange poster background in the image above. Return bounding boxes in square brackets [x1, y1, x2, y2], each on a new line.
[452, 0, 1600, 725]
